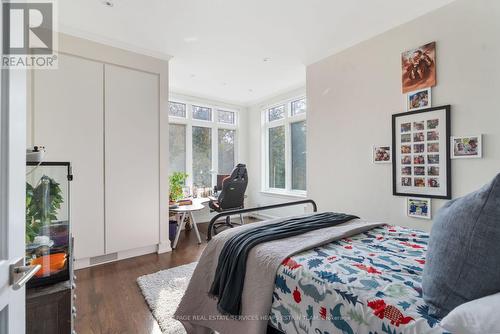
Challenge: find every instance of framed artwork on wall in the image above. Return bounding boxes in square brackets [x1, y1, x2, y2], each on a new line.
[406, 197, 431, 219]
[407, 88, 431, 111]
[373, 145, 392, 163]
[401, 42, 436, 93]
[392, 105, 451, 199]
[451, 135, 482, 159]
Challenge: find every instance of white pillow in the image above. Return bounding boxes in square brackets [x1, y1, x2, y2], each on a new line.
[440, 292, 500, 334]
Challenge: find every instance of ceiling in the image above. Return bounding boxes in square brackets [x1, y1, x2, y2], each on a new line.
[58, 0, 455, 106]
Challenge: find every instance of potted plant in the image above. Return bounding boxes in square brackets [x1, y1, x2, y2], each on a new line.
[169, 172, 188, 203]
[169, 172, 189, 239]
[25, 176, 63, 244]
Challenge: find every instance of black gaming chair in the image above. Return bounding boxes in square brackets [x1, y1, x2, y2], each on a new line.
[209, 164, 248, 232]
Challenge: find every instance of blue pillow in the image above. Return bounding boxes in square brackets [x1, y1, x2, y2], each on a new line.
[423, 173, 500, 318]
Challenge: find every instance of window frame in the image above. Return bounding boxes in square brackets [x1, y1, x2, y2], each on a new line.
[262, 96, 307, 197]
[267, 104, 286, 122]
[168, 100, 238, 189]
[217, 127, 237, 177]
[168, 123, 188, 174]
[168, 101, 187, 118]
[192, 104, 213, 122]
[217, 109, 236, 125]
[291, 98, 306, 116]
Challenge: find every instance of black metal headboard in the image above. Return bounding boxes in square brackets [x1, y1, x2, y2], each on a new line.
[207, 199, 318, 240]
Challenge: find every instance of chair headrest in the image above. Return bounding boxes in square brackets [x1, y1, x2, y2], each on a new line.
[228, 163, 247, 181]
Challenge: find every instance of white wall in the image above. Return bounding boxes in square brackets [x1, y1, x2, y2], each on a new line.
[246, 87, 312, 218]
[307, 0, 500, 230]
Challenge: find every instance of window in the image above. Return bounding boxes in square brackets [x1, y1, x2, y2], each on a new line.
[192, 126, 212, 187]
[192, 105, 212, 121]
[169, 124, 186, 173]
[218, 110, 235, 124]
[291, 121, 306, 190]
[218, 129, 235, 174]
[291, 98, 306, 116]
[268, 126, 286, 188]
[169, 102, 186, 118]
[268, 105, 285, 122]
[168, 100, 238, 188]
[263, 97, 307, 194]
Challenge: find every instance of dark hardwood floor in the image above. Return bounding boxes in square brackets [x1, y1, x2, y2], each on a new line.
[75, 218, 259, 334]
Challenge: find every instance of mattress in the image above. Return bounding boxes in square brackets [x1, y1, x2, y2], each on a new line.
[269, 225, 447, 334]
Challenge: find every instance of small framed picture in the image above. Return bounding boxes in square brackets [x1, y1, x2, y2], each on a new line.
[406, 197, 431, 219]
[373, 145, 392, 163]
[406, 88, 431, 111]
[451, 135, 482, 159]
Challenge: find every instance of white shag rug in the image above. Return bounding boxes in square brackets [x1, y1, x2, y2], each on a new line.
[137, 262, 197, 334]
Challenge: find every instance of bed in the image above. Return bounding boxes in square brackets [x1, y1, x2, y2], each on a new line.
[269, 225, 446, 334]
[175, 207, 448, 334]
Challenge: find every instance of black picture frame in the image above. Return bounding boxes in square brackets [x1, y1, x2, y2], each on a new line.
[392, 105, 451, 199]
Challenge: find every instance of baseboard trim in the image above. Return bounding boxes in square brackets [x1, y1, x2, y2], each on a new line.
[157, 242, 172, 254]
[74, 244, 159, 270]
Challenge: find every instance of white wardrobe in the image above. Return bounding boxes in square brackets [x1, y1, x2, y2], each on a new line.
[30, 34, 170, 268]
[103, 65, 160, 253]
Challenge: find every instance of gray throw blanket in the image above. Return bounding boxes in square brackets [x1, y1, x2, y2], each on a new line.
[209, 212, 358, 316]
[174, 214, 383, 334]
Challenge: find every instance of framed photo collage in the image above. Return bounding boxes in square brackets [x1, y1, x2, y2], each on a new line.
[392, 106, 451, 199]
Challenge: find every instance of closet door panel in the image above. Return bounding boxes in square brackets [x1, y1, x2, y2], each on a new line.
[33, 54, 105, 259]
[104, 65, 159, 253]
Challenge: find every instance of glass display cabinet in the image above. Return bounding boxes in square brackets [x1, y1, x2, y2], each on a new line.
[26, 162, 72, 287]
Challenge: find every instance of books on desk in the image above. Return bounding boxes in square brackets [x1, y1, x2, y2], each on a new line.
[177, 199, 193, 206]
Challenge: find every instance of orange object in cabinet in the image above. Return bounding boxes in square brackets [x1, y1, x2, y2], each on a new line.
[31, 253, 67, 277]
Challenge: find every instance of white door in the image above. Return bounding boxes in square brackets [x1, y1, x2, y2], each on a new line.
[104, 64, 160, 253]
[33, 54, 105, 260]
[0, 64, 30, 332]
[0, 5, 31, 331]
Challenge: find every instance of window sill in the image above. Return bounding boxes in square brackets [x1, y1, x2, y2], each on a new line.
[260, 190, 307, 199]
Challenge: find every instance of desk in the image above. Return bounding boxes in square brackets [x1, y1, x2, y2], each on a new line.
[170, 197, 210, 249]
[208, 194, 247, 201]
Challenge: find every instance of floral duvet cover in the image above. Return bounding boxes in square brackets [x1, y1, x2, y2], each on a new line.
[269, 225, 448, 334]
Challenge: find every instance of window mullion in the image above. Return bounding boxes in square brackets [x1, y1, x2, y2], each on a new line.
[285, 113, 292, 192]
[289, 113, 306, 123]
[168, 117, 188, 125]
[268, 119, 285, 127]
[186, 120, 193, 189]
[218, 124, 237, 130]
[233, 128, 239, 167]
[263, 124, 270, 190]
[212, 125, 218, 186]
[187, 103, 193, 120]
